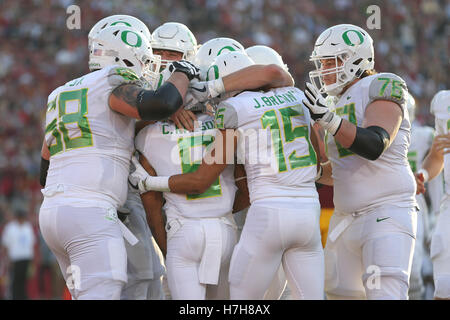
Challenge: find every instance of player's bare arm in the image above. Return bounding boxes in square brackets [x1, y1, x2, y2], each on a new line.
[188, 64, 294, 105]
[333, 100, 402, 151]
[232, 164, 250, 213]
[310, 124, 334, 186]
[130, 129, 237, 194]
[109, 61, 199, 120]
[138, 153, 167, 257]
[224, 64, 294, 91]
[167, 129, 236, 194]
[415, 133, 450, 194]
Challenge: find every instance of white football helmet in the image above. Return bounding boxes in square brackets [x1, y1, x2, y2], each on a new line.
[89, 25, 161, 88]
[309, 24, 375, 96]
[193, 37, 246, 80]
[430, 90, 450, 116]
[151, 22, 198, 69]
[406, 92, 416, 123]
[245, 45, 288, 71]
[88, 15, 152, 48]
[207, 52, 255, 99]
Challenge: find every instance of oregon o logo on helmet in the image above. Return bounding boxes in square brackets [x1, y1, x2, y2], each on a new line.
[342, 30, 364, 46]
[121, 30, 142, 47]
[217, 46, 237, 56]
[206, 65, 219, 81]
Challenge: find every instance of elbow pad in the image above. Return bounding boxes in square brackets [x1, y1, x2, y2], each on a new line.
[136, 82, 183, 121]
[40, 157, 49, 187]
[348, 126, 390, 161]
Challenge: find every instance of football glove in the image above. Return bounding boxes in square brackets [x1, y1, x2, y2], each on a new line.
[188, 78, 225, 103]
[128, 156, 171, 193]
[303, 82, 342, 136]
[168, 60, 200, 81]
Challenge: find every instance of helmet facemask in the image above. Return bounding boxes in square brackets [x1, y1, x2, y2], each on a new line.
[309, 51, 356, 97]
[140, 53, 161, 89]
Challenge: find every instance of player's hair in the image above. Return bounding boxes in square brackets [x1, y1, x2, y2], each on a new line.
[360, 69, 377, 78]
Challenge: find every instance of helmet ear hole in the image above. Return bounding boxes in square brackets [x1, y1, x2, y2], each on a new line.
[115, 57, 120, 62]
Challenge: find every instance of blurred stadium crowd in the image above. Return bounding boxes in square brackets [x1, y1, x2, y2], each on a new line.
[0, 0, 448, 299]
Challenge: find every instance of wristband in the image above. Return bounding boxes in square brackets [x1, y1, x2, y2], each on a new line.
[417, 168, 429, 183]
[142, 176, 171, 192]
[208, 78, 225, 98]
[315, 165, 323, 181]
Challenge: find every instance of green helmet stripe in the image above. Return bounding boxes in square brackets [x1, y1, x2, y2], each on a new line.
[111, 21, 132, 27]
[217, 46, 237, 56]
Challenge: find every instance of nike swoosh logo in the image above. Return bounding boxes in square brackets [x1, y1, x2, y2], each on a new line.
[376, 217, 390, 222]
[191, 86, 206, 93]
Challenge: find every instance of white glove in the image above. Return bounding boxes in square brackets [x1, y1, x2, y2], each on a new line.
[128, 156, 171, 194]
[183, 91, 202, 111]
[189, 78, 225, 102]
[303, 82, 342, 136]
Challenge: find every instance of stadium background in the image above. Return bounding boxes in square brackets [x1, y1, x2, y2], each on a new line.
[0, 0, 448, 299]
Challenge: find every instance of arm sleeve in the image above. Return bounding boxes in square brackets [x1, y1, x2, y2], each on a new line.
[136, 82, 183, 121]
[368, 73, 408, 115]
[348, 125, 391, 161]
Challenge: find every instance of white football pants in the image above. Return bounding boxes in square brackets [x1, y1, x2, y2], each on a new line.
[39, 205, 127, 300]
[165, 216, 238, 300]
[431, 196, 450, 299]
[229, 198, 324, 300]
[324, 205, 417, 300]
[120, 199, 165, 300]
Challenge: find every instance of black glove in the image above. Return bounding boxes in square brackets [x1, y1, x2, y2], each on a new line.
[168, 60, 200, 81]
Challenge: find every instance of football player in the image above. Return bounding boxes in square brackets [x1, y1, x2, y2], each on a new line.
[405, 92, 435, 300]
[88, 15, 168, 301]
[245, 44, 293, 300]
[39, 24, 199, 299]
[304, 24, 417, 300]
[416, 90, 450, 299]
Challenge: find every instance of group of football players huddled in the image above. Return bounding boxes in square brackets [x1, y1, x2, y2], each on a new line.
[38, 14, 450, 300]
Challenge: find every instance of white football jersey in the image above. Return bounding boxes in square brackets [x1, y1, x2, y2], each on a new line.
[44, 65, 137, 208]
[216, 87, 318, 203]
[135, 113, 237, 220]
[430, 90, 450, 195]
[326, 73, 416, 213]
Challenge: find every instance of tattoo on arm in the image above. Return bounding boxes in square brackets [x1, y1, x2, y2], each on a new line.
[111, 84, 143, 108]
